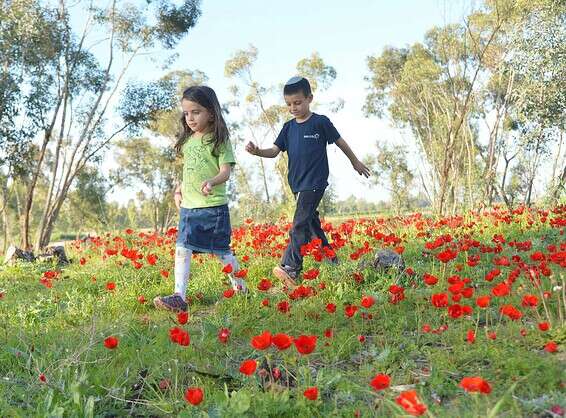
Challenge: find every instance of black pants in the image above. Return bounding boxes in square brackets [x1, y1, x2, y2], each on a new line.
[281, 189, 330, 271]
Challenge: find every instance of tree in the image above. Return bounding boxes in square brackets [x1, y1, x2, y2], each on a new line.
[2, 0, 201, 250]
[114, 137, 177, 233]
[365, 143, 414, 214]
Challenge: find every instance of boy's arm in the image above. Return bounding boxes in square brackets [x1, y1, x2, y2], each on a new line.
[201, 164, 232, 195]
[246, 142, 281, 158]
[335, 137, 371, 178]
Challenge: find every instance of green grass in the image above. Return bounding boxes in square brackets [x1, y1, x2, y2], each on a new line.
[0, 209, 564, 417]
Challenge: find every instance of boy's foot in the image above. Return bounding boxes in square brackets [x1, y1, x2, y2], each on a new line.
[153, 294, 188, 312]
[273, 265, 298, 288]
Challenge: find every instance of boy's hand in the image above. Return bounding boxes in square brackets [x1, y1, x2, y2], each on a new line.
[245, 141, 259, 155]
[352, 159, 371, 178]
[200, 180, 213, 196]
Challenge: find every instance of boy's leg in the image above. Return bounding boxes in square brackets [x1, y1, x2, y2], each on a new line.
[217, 252, 248, 292]
[277, 190, 325, 282]
[309, 207, 337, 263]
[310, 209, 330, 248]
[154, 245, 191, 312]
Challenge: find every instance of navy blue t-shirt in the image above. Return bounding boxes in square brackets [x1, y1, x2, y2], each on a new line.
[274, 113, 340, 193]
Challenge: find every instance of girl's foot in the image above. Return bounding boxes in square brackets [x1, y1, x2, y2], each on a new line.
[153, 294, 188, 312]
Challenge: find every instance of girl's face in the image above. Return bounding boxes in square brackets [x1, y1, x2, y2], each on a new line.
[181, 99, 213, 135]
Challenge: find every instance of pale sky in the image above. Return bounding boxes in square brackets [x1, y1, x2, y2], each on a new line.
[71, 0, 553, 205]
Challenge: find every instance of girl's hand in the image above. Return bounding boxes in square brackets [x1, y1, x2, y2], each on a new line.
[174, 191, 182, 210]
[352, 159, 371, 178]
[245, 141, 259, 155]
[200, 180, 213, 196]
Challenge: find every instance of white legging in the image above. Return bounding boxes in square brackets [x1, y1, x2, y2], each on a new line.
[174, 246, 246, 300]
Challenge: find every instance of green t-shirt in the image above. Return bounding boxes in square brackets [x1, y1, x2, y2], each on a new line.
[181, 133, 236, 209]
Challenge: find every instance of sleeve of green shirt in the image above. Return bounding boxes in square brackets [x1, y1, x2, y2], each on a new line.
[218, 140, 236, 166]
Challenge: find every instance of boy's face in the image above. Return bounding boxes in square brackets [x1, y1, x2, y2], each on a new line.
[284, 92, 313, 119]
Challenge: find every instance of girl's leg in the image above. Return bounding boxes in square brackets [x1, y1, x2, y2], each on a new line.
[218, 252, 247, 292]
[174, 246, 193, 300]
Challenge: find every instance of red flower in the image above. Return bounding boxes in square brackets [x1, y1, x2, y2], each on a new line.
[530, 251, 545, 261]
[303, 386, 318, 400]
[277, 300, 290, 313]
[251, 331, 272, 350]
[395, 390, 427, 416]
[146, 253, 158, 266]
[544, 341, 558, 353]
[80, 257, 86, 265]
[326, 303, 337, 313]
[466, 329, 475, 344]
[500, 304, 522, 320]
[389, 284, 404, 294]
[294, 335, 317, 355]
[436, 248, 458, 263]
[459, 376, 492, 394]
[39, 373, 47, 383]
[431, 293, 448, 308]
[239, 359, 257, 375]
[104, 336, 119, 349]
[223, 289, 235, 298]
[361, 295, 375, 309]
[538, 322, 550, 331]
[423, 273, 438, 286]
[177, 311, 189, 325]
[160, 270, 170, 279]
[106, 282, 116, 291]
[218, 328, 230, 344]
[491, 282, 510, 297]
[344, 304, 358, 318]
[448, 304, 463, 319]
[272, 333, 293, 350]
[521, 294, 539, 307]
[234, 269, 248, 278]
[257, 278, 272, 291]
[222, 264, 233, 274]
[169, 327, 190, 346]
[137, 295, 146, 304]
[303, 268, 320, 280]
[184, 387, 204, 405]
[352, 272, 364, 283]
[476, 295, 491, 308]
[370, 373, 390, 391]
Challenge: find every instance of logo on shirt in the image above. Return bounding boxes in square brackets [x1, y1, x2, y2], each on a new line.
[304, 133, 320, 139]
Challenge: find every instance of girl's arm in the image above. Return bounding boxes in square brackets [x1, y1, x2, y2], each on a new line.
[201, 164, 232, 195]
[245, 141, 281, 158]
[174, 182, 182, 210]
[335, 137, 371, 178]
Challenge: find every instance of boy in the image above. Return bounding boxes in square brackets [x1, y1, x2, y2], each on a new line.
[246, 76, 370, 287]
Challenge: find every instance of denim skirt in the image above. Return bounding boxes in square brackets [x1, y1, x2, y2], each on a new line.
[176, 205, 232, 255]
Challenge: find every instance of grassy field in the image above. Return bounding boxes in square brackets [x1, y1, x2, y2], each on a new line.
[0, 207, 564, 417]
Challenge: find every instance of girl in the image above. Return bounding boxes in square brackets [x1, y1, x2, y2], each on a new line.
[154, 86, 246, 313]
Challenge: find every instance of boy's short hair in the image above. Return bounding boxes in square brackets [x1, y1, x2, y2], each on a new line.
[283, 76, 312, 97]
